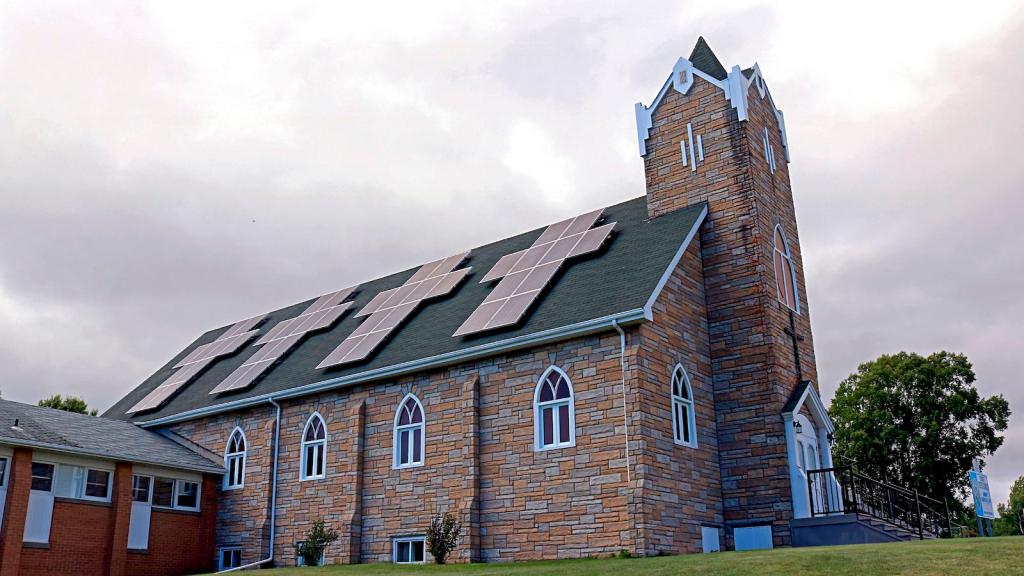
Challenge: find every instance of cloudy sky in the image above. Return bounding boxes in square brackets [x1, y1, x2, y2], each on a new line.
[1, 1, 1021, 503]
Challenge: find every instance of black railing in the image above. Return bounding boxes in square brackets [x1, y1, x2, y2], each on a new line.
[807, 466, 950, 539]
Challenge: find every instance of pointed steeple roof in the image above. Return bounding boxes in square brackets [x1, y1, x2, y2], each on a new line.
[688, 36, 728, 81]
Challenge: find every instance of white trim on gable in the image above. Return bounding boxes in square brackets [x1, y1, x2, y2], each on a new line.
[637, 56, 791, 164]
[643, 204, 708, 320]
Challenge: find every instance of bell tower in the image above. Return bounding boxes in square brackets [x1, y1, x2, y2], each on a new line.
[636, 38, 825, 547]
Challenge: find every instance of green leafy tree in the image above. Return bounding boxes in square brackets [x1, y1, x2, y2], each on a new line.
[829, 351, 1009, 506]
[994, 475, 1024, 536]
[297, 519, 338, 567]
[38, 394, 97, 416]
[425, 511, 462, 564]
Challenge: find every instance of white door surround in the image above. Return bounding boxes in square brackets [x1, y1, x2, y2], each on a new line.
[782, 382, 835, 519]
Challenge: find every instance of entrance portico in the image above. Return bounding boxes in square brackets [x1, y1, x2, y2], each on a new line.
[782, 381, 835, 519]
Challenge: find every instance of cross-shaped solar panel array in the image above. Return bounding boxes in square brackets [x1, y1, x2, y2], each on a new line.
[126, 315, 266, 414]
[317, 252, 472, 368]
[453, 209, 615, 337]
[210, 287, 358, 394]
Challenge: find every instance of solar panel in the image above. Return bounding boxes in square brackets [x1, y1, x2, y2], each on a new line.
[210, 287, 358, 394]
[126, 314, 266, 414]
[318, 252, 471, 368]
[454, 209, 615, 336]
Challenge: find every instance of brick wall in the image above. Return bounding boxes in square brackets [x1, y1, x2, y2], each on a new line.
[0, 448, 216, 576]
[641, 71, 819, 546]
[126, 476, 218, 576]
[18, 499, 115, 576]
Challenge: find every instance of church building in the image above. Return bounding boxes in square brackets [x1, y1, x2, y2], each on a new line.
[2, 38, 890, 574]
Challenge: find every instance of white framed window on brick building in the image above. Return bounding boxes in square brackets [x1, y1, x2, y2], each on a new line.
[51, 463, 113, 503]
[772, 225, 799, 312]
[300, 412, 327, 481]
[151, 476, 201, 512]
[219, 547, 242, 570]
[671, 364, 698, 448]
[392, 536, 425, 564]
[224, 427, 247, 490]
[534, 366, 576, 451]
[393, 394, 425, 469]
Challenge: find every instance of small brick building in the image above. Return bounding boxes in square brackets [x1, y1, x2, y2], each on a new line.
[0, 400, 221, 576]
[4, 38, 841, 573]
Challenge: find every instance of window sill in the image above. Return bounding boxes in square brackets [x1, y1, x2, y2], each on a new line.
[54, 496, 113, 507]
[152, 506, 201, 516]
[534, 441, 576, 452]
[673, 440, 699, 449]
[23, 542, 49, 549]
[392, 462, 425, 471]
[128, 548, 149, 555]
[223, 484, 244, 491]
[299, 476, 326, 482]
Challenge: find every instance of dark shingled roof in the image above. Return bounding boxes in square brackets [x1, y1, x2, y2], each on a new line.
[0, 399, 222, 473]
[105, 196, 707, 424]
[689, 37, 728, 81]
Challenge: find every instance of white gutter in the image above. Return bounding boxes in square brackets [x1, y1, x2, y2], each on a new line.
[219, 398, 281, 572]
[137, 309, 647, 428]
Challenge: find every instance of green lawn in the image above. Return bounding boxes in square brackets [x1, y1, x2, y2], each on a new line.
[240, 537, 1023, 576]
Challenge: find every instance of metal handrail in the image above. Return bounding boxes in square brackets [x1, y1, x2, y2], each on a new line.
[806, 466, 950, 539]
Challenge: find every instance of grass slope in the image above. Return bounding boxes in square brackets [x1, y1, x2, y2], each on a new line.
[241, 537, 1023, 576]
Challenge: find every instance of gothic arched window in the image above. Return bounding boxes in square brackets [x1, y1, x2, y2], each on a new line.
[671, 365, 697, 448]
[224, 427, 247, 489]
[393, 394, 425, 468]
[773, 225, 799, 311]
[300, 413, 327, 480]
[534, 366, 575, 450]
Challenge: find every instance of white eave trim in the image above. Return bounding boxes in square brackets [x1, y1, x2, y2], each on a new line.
[642, 204, 708, 320]
[0, 437, 224, 474]
[135, 307, 649, 428]
[782, 382, 834, 434]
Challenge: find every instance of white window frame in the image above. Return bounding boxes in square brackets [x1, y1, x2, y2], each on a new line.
[671, 364, 698, 448]
[772, 224, 800, 313]
[151, 476, 201, 512]
[49, 463, 113, 503]
[30, 461, 56, 492]
[131, 475, 153, 503]
[175, 479, 201, 511]
[300, 412, 327, 481]
[219, 547, 242, 570]
[224, 427, 247, 490]
[392, 536, 426, 564]
[393, 393, 426, 469]
[533, 365, 576, 451]
[0, 455, 9, 489]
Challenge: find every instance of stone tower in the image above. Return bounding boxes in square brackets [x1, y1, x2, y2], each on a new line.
[636, 38, 829, 547]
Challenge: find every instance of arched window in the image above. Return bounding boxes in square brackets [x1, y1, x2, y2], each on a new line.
[224, 427, 247, 489]
[393, 394, 425, 469]
[671, 365, 698, 448]
[300, 413, 327, 481]
[773, 225, 799, 311]
[534, 366, 575, 450]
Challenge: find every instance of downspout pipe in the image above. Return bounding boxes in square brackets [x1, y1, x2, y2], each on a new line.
[612, 320, 631, 483]
[220, 398, 282, 572]
[613, 319, 638, 555]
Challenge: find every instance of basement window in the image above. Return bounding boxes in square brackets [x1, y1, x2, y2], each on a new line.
[392, 536, 425, 564]
[295, 542, 325, 566]
[219, 547, 242, 570]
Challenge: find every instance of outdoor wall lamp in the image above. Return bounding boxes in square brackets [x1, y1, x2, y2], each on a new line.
[793, 420, 803, 434]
